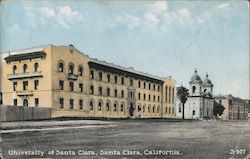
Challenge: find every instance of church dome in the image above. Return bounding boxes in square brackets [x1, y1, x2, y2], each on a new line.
[190, 69, 202, 83]
[203, 73, 213, 87]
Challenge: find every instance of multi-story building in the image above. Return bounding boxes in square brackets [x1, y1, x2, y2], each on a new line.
[175, 69, 214, 120]
[1, 44, 176, 118]
[214, 95, 248, 120]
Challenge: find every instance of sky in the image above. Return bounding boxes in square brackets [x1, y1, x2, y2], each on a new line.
[0, 0, 249, 99]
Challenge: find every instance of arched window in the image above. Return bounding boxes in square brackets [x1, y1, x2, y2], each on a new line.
[114, 103, 117, 111]
[13, 65, 17, 74]
[157, 106, 160, 113]
[138, 104, 141, 112]
[204, 89, 207, 93]
[121, 103, 124, 112]
[78, 66, 83, 76]
[23, 64, 27, 73]
[69, 64, 74, 74]
[98, 101, 102, 111]
[58, 62, 64, 72]
[106, 102, 110, 111]
[153, 105, 155, 113]
[23, 99, 28, 106]
[34, 63, 39, 72]
[89, 100, 94, 110]
[148, 105, 151, 113]
[192, 86, 196, 93]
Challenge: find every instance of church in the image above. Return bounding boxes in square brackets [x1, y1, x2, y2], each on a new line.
[175, 69, 214, 120]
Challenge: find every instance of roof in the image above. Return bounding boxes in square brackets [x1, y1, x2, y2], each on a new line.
[4, 51, 46, 63]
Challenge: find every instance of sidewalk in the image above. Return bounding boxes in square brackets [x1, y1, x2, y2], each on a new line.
[1, 120, 117, 131]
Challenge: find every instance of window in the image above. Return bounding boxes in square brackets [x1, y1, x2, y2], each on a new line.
[99, 72, 102, 81]
[138, 105, 141, 112]
[115, 76, 117, 84]
[114, 89, 117, 97]
[99, 87, 102, 95]
[79, 83, 83, 92]
[78, 66, 83, 76]
[69, 64, 74, 74]
[158, 96, 160, 102]
[144, 82, 146, 89]
[158, 85, 160, 91]
[13, 65, 17, 74]
[59, 80, 64, 90]
[121, 90, 124, 98]
[192, 110, 195, 115]
[35, 98, 39, 107]
[166, 107, 168, 113]
[172, 88, 175, 103]
[149, 95, 151, 101]
[130, 79, 133, 86]
[90, 70, 94, 79]
[179, 103, 181, 113]
[106, 102, 110, 111]
[69, 82, 74, 91]
[23, 81, 28, 90]
[34, 80, 39, 90]
[114, 103, 117, 111]
[121, 77, 124, 85]
[192, 86, 196, 93]
[59, 98, 64, 108]
[70, 99, 74, 109]
[204, 89, 207, 93]
[98, 101, 102, 111]
[143, 105, 145, 112]
[153, 84, 156, 90]
[157, 106, 159, 113]
[79, 100, 83, 109]
[165, 86, 168, 102]
[169, 107, 171, 114]
[149, 83, 151, 90]
[23, 99, 28, 106]
[90, 86, 94, 94]
[148, 106, 150, 113]
[121, 104, 124, 112]
[23, 64, 27, 73]
[153, 106, 155, 113]
[34, 63, 39, 72]
[107, 88, 110, 96]
[13, 99, 17, 106]
[144, 93, 146, 100]
[172, 107, 174, 114]
[138, 93, 141, 100]
[13, 82, 17, 91]
[107, 74, 110, 82]
[138, 81, 141, 88]
[58, 62, 64, 72]
[90, 101, 94, 110]
[169, 87, 171, 103]
[153, 95, 156, 101]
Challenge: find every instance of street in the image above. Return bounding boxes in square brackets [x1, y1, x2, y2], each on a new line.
[1, 120, 250, 159]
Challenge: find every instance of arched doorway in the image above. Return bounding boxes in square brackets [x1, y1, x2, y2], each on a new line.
[23, 99, 28, 106]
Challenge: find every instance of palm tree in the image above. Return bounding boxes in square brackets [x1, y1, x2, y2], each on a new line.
[177, 86, 189, 119]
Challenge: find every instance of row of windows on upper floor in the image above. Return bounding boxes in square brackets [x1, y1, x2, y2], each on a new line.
[13, 80, 39, 91]
[12, 63, 40, 74]
[59, 80, 162, 102]
[58, 98, 174, 114]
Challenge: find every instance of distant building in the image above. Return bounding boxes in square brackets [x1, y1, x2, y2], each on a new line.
[1, 44, 176, 119]
[175, 69, 214, 120]
[214, 95, 248, 120]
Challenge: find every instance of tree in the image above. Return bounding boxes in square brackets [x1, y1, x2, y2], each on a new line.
[177, 86, 189, 119]
[213, 101, 225, 117]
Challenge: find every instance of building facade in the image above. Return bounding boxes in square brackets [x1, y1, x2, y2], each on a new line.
[1, 45, 176, 118]
[214, 95, 248, 120]
[175, 69, 214, 120]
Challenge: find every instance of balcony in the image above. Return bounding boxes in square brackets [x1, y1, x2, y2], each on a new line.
[16, 90, 33, 96]
[8, 71, 43, 80]
[67, 73, 78, 80]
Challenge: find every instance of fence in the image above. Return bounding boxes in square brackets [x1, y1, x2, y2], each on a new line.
[0, 105, 51, 121]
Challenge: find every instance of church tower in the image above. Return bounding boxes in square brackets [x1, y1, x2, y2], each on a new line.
[189, 68, 202, 97]
[202, 73, 213, 96]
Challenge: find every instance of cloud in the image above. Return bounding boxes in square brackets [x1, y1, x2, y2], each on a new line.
[150, 1, 168, 14]
[115, 15, 141, 29]
[144, 13, 159, 26]
[25, 6, 83, 29]
[173, 8, 193, 26]
[215, 3, 229, 9]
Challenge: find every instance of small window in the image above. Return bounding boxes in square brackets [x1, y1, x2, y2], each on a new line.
[114, 103, 117, 111]
[34, 63, 39, 72]
[69, 64, 74, 74]
[70, 99, 74, 109]
[130, 79, 133, 86]
[23, 99, 28, 106]
[114, 89, 118, 97]
[23, 64, 27, 73]
[99, 87, 102, 95]
[34, 80, 39, 90]
[158, 85, 160, 91]
[144, 93, 146, 100]
[79, 100, 83, 109]
[13, 65, 17, 74]
[90, 86, 94, 94]
[121, 77, 124, 85]
[78, 66, 83, 76]
[115, 76, 118, 84]
[153, 84, 156, 90]
[138, 93, 141, 100]
[204, 89, 207, 93]
[149, 95, 151, 101]
[13, 82, 17, 91]
[107, 88, 110, 96]
[13, 99, 17, 106]
[144, 82, 146, 89]
[59, 63, 64, 72]
[121, 90, 124, 98]
[148, 106, 150, 113]
[158, 96, 160, 102]
[192, 86, 196, 93]
[106, 102, 110, 111]
[149, 83, 151, 90]
[143, 105, 145, 112]
[79, 83, 83, 92]
[23, 81, 28, 90]
[157, 106, 159, 113]
[179, 103, 181, 113]
[192, 110, 195, 115]
[153, 106, 155, 113]
[90, 101, 94, 110]
[59, 98, 64, 108]
[59, 80, 64, 90]
[69, 82, 74, 91]
[90, 70, 94, 79]
[121, 104, 124, 112]
[107, 74, 110, 82]
[138, 81, 141, 88]
[153, 95, 156, 101]
[35, 98, 39, 107]
[99, 72, 102, 81]
[98, 101, 102, 110]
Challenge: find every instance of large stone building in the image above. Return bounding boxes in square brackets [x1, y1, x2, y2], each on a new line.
[175, 69, 214, 120]
[214, 95, 248, 120]
[0, 44, 176, 118]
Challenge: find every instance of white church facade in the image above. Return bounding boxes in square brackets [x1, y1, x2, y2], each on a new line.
[176, 69, 214, 120]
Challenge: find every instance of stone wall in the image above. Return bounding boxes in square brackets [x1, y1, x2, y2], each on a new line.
[0, 105, 51, 121]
